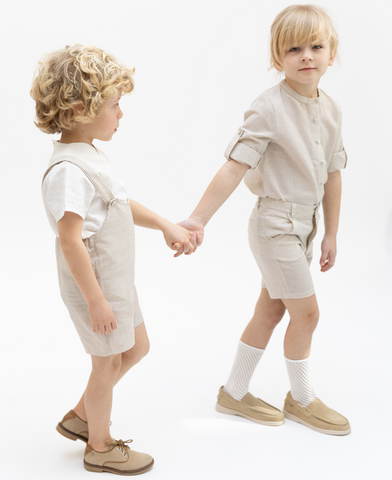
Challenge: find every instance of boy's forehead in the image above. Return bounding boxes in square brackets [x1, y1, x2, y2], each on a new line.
[291, 37, 329, 46]
[285, 31, 330, 47]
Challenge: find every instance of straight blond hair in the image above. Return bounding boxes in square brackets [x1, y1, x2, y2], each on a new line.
[270, 4, 338, 70]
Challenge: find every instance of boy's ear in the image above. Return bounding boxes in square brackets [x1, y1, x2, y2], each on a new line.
[328, 53, 336, 67]
[274, 61, 284, 72]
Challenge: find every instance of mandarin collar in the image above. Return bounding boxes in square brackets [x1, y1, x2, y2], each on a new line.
[280, 80, 321, 105]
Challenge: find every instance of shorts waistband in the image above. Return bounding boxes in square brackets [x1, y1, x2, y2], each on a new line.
[257, 197, 320, 217]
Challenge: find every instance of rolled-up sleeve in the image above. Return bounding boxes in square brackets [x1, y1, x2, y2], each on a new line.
[224, 94, 277, 169]
[328, 110, 348, 172]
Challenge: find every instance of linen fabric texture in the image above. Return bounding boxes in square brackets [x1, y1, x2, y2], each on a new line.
[42, 142, 128, 239]
[224, 80, 347, 206]
[225, 80, 347, 299]
[42, 154, 143, 357]
[248, 197, 319, 299]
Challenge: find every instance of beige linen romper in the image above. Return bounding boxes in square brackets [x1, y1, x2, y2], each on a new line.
[224, 80, 347, 299]
[42, 155, 144, 356]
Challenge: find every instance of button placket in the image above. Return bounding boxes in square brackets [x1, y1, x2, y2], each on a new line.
[310, 103, 325, 185]
[313, 103, 321, 145]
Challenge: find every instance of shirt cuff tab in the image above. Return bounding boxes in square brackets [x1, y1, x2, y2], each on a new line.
[328, 148, 347, 172]
[224, 135, 262, 169]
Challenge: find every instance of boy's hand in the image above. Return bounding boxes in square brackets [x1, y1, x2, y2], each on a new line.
[320, 234, 337, 273]
[161, 222, 197, 257]
[176, 219, 205, 248]
[88, 298, 118, 334]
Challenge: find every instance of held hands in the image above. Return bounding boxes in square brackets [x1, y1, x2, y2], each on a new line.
[88, 297, 118, 334]
[174, 218, 205, 257]
[320, 234, 337, 273]
[161, 221, 199, 257]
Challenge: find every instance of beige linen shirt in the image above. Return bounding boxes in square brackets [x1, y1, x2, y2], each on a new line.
[224, 80, 347, 206]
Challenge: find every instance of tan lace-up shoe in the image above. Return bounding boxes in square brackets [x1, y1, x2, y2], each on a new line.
[56, 410, 89, 443]
[215, 386, 284, 425]
[84, 439, 154, 475]
[283, 391, 351, 435]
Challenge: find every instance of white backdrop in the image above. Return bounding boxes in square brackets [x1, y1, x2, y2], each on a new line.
[1, 1, 391, 479]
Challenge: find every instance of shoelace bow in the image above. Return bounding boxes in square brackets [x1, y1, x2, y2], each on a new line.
[106, 439, 133, 454]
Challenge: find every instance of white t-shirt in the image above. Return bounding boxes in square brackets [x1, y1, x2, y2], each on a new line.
[42, 141, 129, 238]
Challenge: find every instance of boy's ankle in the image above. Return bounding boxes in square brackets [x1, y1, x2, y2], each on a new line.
[88, 438, 113, 453]
[72, 407, 87, 423]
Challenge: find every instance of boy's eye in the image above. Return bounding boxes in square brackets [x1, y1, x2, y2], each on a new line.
[289, 47, 300, 52]
[312, 45, 322, 49]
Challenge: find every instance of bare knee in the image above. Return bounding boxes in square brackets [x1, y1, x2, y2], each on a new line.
[253, 289, 286, 328]
[283, 295, 320, 332]
[137, 337, 150, 361]
[91, 353, 122, 379]
[302, 308, 319, 331]
[268, 304, 286, 327]
[122, 337, 150, 366]
[254, 302, 286, 329]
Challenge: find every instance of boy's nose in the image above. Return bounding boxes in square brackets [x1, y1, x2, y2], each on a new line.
[301, 49, 313, 62]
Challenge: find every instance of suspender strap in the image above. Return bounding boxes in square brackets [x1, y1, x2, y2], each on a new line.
[42, 155, 115, 206]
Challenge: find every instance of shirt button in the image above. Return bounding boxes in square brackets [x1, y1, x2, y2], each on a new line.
[315, 139, 319, 144]
[313, 117, 318, 122]
[315, 99, 320, 104]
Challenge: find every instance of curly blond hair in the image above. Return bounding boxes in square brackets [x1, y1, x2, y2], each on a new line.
[31, 44, 135, 134]
[270, 4, 338, 70]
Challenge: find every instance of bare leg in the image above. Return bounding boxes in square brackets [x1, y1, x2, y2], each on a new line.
[73, 323, 150, 422]
[281, 294, 319, 360]
[85, 353, 122, 451]
[222, 287, 287, 405]
[114, 323, 150, 385]
[240, 288, 286, 349]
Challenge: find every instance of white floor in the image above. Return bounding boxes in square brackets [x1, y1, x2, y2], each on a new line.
[3, 239, 391, 480]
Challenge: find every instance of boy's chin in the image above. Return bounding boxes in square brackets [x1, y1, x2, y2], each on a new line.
[96, 134, 114, 142]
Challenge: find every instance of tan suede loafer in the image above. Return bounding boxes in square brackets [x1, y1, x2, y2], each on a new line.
[56, 410, 89, 443]
[84, 439, 154, 475]
[283, 391, 351, 435]
[215, 386, 284, 425]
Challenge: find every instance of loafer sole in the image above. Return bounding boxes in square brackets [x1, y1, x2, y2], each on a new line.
[283, 410, 351, 436]
[84, 458, 154, 476]
[56, 422, 88, 443]
[216, 403, 284, 426]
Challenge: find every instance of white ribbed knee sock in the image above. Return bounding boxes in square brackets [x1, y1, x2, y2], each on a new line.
[285, 356, 317, 407]
[224, 341, 265, 401]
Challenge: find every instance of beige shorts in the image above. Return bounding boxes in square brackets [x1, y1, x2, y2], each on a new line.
[248, 197, 320, 299]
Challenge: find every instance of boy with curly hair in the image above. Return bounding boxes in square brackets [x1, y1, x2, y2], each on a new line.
[32, 44, 197, 475]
